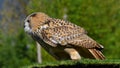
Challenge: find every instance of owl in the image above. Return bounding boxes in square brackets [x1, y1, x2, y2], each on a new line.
[24, 12, 105, 60]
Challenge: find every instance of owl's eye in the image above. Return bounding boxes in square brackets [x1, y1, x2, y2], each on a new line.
[27, 20, 30, 23]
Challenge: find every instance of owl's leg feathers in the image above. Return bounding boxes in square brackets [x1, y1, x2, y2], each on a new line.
[64, 48, 81, 60]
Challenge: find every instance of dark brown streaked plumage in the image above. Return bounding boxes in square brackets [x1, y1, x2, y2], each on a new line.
[24, 12, 105, 60]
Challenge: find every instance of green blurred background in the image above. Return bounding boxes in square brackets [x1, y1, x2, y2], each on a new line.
[0, 0, 120, 68]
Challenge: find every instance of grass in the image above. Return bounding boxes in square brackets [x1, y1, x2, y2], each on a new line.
[22, 59, 120, 68]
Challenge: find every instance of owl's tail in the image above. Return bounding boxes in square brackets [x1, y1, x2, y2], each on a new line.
[88, 49, 105, 60]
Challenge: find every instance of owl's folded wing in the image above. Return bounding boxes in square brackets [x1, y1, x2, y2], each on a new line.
[41, 25, 105, 59]
[40, 25, 103, 49]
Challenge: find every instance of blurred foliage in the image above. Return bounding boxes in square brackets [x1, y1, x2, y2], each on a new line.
[0, 0, 120, 68]
[0, 30, 36, 68]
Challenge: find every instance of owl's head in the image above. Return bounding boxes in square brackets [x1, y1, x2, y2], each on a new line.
[24, 12, 50, 34]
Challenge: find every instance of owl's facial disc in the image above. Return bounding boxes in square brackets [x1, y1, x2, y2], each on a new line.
[24, 19, 32, 34]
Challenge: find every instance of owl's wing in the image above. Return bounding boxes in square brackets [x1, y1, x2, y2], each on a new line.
[41, 25, 103, 49]
[35, 19, 87, 47]
[40, 23, 105, 59]
[38, 19, 102, 48]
